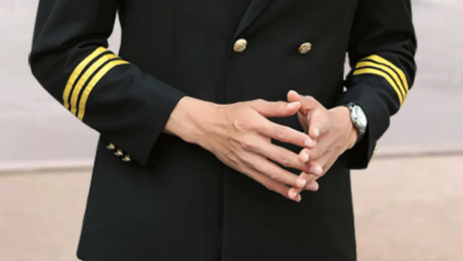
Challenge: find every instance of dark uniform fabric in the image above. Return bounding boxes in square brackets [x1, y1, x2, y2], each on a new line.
[29, 0, 416, 260]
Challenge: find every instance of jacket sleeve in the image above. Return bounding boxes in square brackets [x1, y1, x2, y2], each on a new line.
[29, 0, 186, 166]
[336, 0, 417, 169]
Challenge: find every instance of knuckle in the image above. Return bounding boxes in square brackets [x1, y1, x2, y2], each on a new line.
[305, 96, 317, 104]
[239, 154, 254, 168]
[240, 137, 257, 151]
[237, 115, 257, 129]
[246, 120, 260, 131]
[266, 170, 277, 180]
[277, 155, 290, 167]
[232, 118, 244, 131]
[234, 118, 258, 132]
[273, 127, 287, 141]
[276, 101, 287, 108]
[280, 158, 290, 167]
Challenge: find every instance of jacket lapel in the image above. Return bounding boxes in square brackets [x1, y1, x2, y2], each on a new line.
[234, 0, 274, 38]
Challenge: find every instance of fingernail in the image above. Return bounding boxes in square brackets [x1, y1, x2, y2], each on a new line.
[291, 89, 301, 96]
[287, 101, 299, 108]
[300, 152, 309, 163]
[310, 166, 322, 175]
[304, 138, 314, 148]
[289, 190, 297, 199]
[296, 194, 302, 202]
[307, 182, 319, 191]
[297, 178, 307, 188]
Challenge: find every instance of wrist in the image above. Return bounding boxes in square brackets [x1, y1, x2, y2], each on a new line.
[343, 102, 368, 148]
[348, 122, 359, 148]
[339, 106, 359, 148]
[164, 96, 220, 144]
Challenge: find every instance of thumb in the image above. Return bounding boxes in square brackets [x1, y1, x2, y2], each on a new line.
[308, 116, 326, 139]
[288, 90, 310, 132]
[307, 110, 322, 139]
[287, 90, 302, 103]
[309, 124, 321, 139]
[287, 90, 319, 115]
[251, 100, 301, 118]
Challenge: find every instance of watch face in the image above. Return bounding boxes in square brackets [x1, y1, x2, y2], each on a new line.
[352, 106, 367, 130]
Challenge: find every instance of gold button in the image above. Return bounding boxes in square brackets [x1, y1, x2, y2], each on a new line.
[122, 155, 132, 163]
[107, 143, 116, 150]
[233, 39, 248, 53]
[114, 149, 124, 157]
[298, 42, 312, 54]
[375, 146, 379, 151]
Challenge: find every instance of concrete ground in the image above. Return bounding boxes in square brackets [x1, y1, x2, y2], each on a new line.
[353, 156, 463, 261]
[1, 155, 462, 261]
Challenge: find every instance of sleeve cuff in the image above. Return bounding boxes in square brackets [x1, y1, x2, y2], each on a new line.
[336, 80, 391, 169]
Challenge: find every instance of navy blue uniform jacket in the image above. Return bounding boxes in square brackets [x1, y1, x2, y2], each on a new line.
[29, 0, 416, 260]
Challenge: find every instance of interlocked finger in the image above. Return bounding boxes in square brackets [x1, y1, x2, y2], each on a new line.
[257, 118, 315, 149]
[243, 165, 301, 202]
[253, 138, 312, 173]
[300, 137, 331, 163]
[288, 172, 319, 195]
[250, 100, 301, 118]
[289, 150, 333, 195]
[244, 153, 307, 189]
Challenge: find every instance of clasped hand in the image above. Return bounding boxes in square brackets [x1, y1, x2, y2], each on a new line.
[286, 90, 358, 200]
[167, 92, 358, 202]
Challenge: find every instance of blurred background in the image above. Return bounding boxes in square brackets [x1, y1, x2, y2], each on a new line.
[1, 0, 462, 260]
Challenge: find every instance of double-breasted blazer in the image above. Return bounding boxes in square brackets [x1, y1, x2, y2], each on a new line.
[29, 0, 416, 260]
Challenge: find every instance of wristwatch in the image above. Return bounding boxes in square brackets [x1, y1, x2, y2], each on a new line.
[345, 102, 367, 144]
